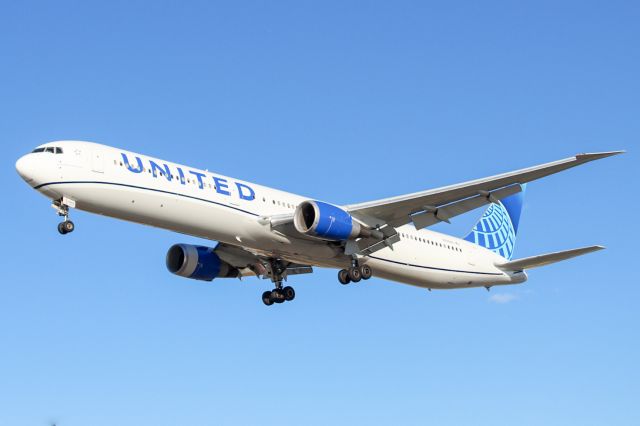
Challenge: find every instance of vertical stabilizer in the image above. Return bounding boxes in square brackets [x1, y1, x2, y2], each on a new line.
[464, 185, 526, 259]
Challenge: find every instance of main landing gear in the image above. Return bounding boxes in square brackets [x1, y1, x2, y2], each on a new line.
[338, 260, 373, 285]
[262, 258, 296, 306]
[53, 199, 75, 235]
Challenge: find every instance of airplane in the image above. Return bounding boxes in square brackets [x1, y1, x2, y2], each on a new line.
[15, 141, 623, 306]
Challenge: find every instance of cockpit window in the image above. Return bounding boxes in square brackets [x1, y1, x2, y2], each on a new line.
[31, 146, 63, 154]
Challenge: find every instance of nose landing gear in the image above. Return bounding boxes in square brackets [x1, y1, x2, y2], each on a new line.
[53, 198, 75, 235]
[57, 220, 75, 235]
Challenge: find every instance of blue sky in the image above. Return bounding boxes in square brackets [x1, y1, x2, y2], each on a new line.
[1, 1, 638, 425]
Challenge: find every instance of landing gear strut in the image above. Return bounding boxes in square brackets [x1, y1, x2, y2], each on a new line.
[262, 258, 296, 306]
[338, 258, 373, 285]
[53, 199, 75, 235]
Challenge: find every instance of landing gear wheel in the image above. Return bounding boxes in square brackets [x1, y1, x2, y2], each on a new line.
[359, 264, 373, 280]
[63, 221, 75, 233]
[272, 289, 286, 303]
[282, 286, 295, 301]
[348, 266, 362, 283]
[58, 221, 74, 235]
[262, 291, 274, 306]
[338, 269, 351, 285]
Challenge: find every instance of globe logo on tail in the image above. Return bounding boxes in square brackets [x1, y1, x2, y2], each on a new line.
[464, 201, 517, 260]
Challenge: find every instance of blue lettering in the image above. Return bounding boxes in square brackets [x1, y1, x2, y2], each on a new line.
[189, 170, 207, 189]
[236, 182, 255, 201]
[176, 167, 186, 185]
[121, 155, 255, 203]
[213, 177, 231, 196]
[150, 160, 172, 181]
[121, 153, 143, 173]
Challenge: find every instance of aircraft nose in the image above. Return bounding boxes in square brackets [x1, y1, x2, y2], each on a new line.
[15, 154, 35, 183]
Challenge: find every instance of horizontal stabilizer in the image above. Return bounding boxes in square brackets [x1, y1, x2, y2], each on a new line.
[496, 245, 605, 271]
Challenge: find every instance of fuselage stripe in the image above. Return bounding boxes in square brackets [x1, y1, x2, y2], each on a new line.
[368, 255, 503, 276]
[34, 180, 261, 217]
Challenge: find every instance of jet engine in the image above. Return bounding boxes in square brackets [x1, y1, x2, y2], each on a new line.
[294, 200, 382, 241]
[166, 244, 239, 281]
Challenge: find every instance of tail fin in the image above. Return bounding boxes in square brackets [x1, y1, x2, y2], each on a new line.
[464, 185, 526, 260]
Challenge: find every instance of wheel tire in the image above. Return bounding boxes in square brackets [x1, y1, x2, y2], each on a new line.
[338, 269, 351, 285]
[63, 221, 75, 233]
[283, 286, 295, 301]
[359, 264, 373, 280]
[57, 222, 67, 235]
[273, 290, 285, 303]
[348, 267, 362, 283]
[262, 291, 274, 306]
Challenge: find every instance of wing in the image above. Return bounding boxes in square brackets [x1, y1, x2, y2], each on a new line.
[214, 243, 313, 279]
[345, 151, 623, 229]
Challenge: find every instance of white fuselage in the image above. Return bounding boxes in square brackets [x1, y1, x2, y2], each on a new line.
[16, 141, 526, 290]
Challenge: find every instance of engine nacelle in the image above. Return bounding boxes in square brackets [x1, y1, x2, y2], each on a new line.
[294, 200, 362, 240]
[166, 244, 239, 281]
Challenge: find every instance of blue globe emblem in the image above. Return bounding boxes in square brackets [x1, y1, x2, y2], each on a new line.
[467, 202, 516, 259]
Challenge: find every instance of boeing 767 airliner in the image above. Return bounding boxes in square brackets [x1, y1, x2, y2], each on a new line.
[15, 141, 622, 305]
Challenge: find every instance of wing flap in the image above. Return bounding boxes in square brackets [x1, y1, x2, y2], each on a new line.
[496, 245, 605, 271]
[215, 243, 314, 278]
[410, 183, 522, 229]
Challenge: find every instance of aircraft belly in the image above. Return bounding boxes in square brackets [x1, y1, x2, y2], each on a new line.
[365, 253, 515, 290]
